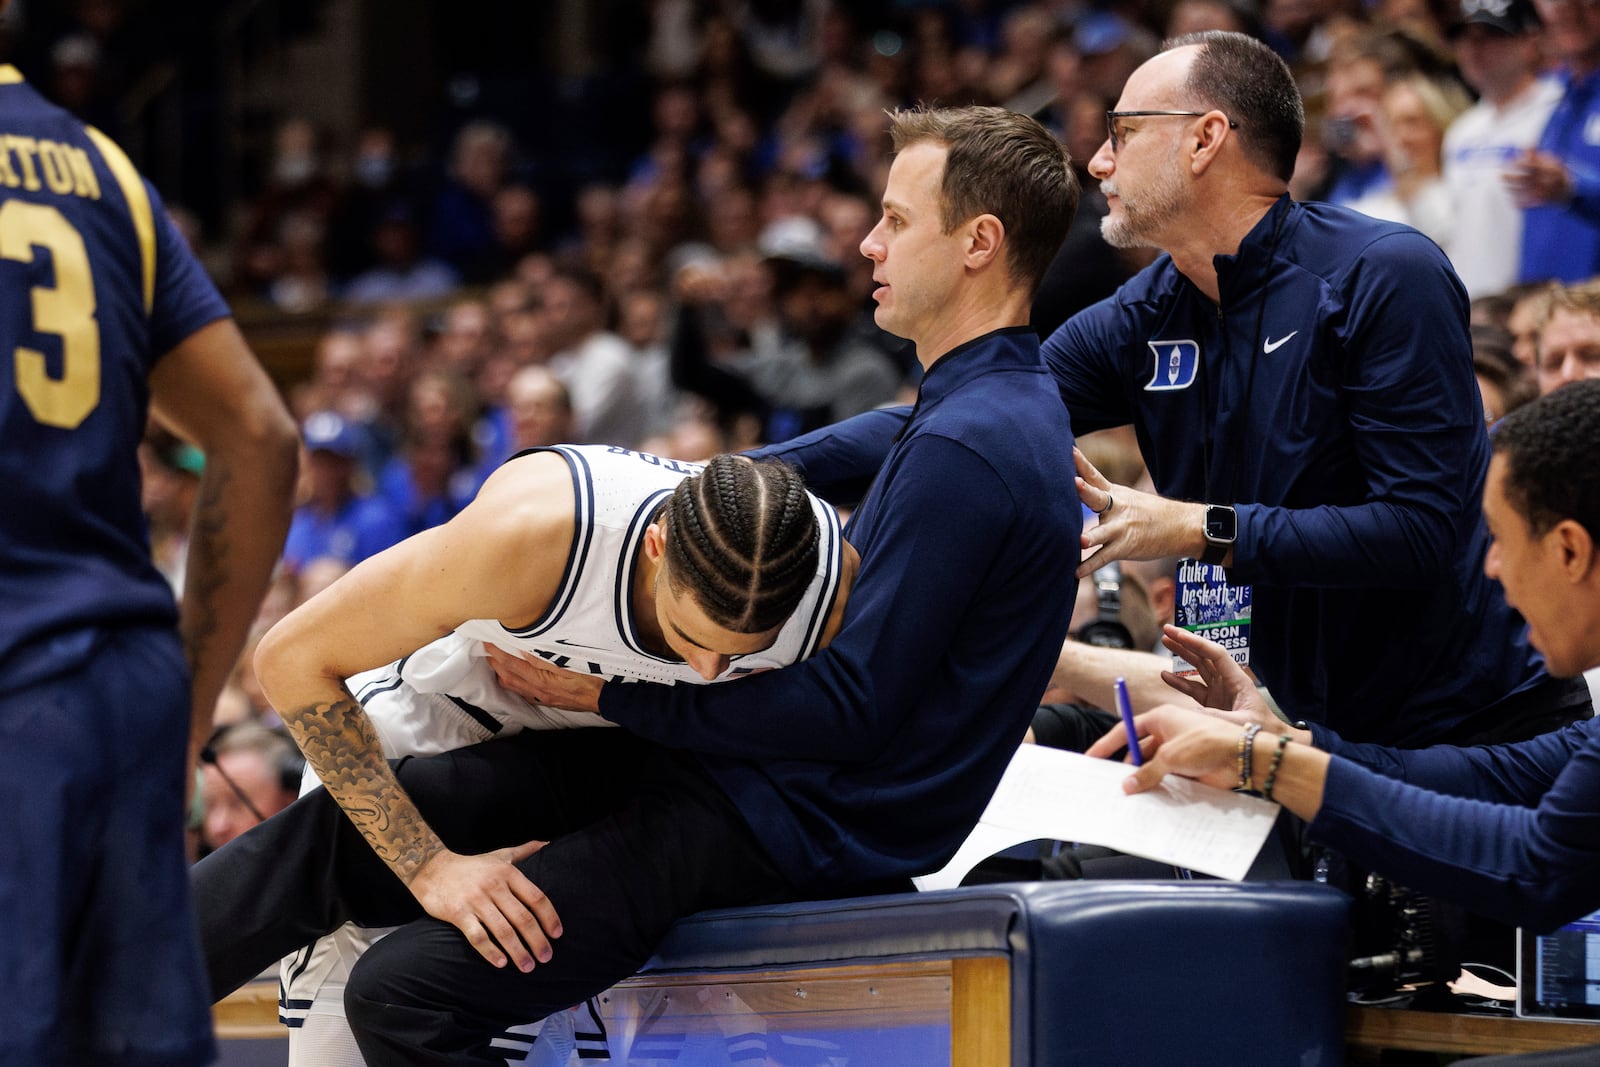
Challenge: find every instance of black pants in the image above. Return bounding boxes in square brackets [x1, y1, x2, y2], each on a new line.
[191, 729, 801, 1065]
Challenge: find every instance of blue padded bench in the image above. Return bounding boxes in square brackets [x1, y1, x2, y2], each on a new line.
[213, 880, 1351, 1065]
[602, 880, 1351, 1066]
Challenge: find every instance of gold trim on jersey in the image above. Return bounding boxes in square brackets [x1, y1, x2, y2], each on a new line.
[83, 126, 154, 313]
[0, 66, 22, 86]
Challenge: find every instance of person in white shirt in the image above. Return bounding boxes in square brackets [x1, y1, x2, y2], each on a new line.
[1347, 73, 1471, 248]
[542, 269, 651, 447]
[1442, 0, 1562, 297]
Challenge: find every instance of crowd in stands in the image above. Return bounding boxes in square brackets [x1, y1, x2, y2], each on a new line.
[18, 0, 1599, 847]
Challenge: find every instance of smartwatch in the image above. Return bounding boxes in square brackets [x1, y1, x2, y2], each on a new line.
[1201, 504, 1236, 565]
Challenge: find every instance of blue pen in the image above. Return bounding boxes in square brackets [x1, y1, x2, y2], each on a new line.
[1115, 676, 1143, 766]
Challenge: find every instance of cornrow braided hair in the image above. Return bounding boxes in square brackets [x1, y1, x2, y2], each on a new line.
[661, 455, 820, 634]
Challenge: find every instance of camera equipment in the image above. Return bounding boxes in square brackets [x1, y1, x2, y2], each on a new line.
[1074, 560, 1136, 649]
[1331, 855, 1466, 999]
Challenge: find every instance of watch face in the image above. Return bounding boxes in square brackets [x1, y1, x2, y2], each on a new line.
[1206, 506, 1236, 542]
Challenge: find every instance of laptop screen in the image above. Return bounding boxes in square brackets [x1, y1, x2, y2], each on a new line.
[1517, 909, 1600, 1022]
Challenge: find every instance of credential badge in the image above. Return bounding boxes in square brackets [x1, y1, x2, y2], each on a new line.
[1143, 339, 1200, 391]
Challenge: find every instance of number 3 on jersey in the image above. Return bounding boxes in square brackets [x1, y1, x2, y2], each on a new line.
[1, 199, 100, 429]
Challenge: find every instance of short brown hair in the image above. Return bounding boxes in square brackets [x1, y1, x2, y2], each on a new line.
[1166, 30, 1304, 182]
[1536, 280, 1600, 369]
[888, 106, 1079, 295]
[1546, 279, 1600, 322]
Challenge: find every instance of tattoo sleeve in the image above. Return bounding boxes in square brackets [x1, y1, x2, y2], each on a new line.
[286, 688, 445, 884]
[178, 438, 296, 756]
[179, 463, 226, 680]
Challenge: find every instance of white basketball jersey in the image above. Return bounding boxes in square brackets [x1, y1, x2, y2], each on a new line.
[345, 445, 846, 754]
[285, 446, 846, 1057]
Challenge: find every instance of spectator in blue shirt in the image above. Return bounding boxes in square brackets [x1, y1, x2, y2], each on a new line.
[1511, 0, 1600, 283]
[282, 411, 405, 573]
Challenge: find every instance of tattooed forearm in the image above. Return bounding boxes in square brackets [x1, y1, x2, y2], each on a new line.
[286, 689, 446, 884]
[180, 467, 229, 680]
[178, 442, 294, 757]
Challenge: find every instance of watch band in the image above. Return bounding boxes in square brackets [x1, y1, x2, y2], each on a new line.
[1202, 503, 1235, 565]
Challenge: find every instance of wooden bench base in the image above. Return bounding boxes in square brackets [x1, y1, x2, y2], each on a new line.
[1347, 1006, 1600, 1057]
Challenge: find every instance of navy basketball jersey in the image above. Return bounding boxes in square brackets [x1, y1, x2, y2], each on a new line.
[0, 66, 231, 689]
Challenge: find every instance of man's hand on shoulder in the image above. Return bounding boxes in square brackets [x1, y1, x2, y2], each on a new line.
[1074, 448, 1208, 577]
[487, 645, 605, 713]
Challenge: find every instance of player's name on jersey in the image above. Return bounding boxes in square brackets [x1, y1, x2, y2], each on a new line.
[0, 135, 102, 199]
[603, 444, 702, 477]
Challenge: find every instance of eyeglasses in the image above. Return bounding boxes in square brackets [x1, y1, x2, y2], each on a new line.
[1105, 110, 1239, 152]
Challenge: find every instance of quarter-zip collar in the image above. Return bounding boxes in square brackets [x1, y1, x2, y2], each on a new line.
[1213, 194, 1294, 311]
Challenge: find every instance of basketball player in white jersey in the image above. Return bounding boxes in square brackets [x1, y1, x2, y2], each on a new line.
[195, 445, 855, 1066]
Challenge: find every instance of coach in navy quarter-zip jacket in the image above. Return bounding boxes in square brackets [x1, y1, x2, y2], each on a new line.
[1043, 30, 1584, 747]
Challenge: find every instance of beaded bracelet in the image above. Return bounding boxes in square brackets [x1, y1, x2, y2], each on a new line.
[1236, 723, 1262, 791]
[1262, 733, 1292, 803]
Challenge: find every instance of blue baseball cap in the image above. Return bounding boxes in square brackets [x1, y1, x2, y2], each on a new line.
[1075, 12, 1131, 56]
[301, 411, 359, 457]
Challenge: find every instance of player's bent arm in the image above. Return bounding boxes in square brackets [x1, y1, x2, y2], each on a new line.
[148, 317, 298, 773]
[257, 453, 576, 818]
[254, 456, 578, 969]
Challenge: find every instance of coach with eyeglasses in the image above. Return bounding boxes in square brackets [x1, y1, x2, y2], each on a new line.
[1040, 30, 1586, 748]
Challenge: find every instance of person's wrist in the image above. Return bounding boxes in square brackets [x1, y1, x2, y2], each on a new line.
[1190, 500, 1209, 559]
[1236, 722, 1262, 791]
[1261, 733, 1292, 803]
[1288, 719, 1319, 749]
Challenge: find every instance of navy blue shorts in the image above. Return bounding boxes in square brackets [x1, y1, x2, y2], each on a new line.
[0, 626, 216, 1067]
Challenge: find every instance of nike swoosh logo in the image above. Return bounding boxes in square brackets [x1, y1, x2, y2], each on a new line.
[1263, 331, 1298, 354]
[550, 637, 609, 652]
